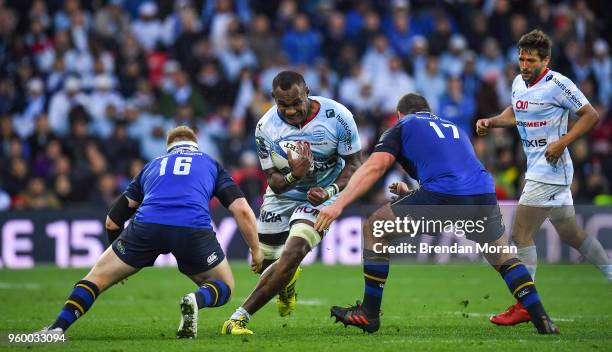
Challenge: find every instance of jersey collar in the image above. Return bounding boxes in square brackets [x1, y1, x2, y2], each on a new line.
[526, 68, 550, 88]
[167, 140, 199, 153]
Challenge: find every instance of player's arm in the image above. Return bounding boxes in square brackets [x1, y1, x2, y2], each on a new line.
[314, 152, 395, 231]
[335, 152, 394, 209]
[105, 194, 140, 245]
[105, 167, 145, 245]
[214, 163, 263, 272]
[306, 151, 362, 206]
[476, 106, 516, 136]
[545, 103, 599, 163]
[315, 122, 400, 231]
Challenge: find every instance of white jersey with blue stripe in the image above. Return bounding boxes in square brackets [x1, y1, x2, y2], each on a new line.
[255, 96, 361, 201]
[511, 69, 589, 185]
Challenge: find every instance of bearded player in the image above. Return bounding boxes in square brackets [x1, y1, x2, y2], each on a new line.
[222, 71, 362, 334]
[476, 29, 611, 326]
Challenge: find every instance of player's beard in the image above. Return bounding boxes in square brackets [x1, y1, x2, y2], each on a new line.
[523, 65, 543, 85]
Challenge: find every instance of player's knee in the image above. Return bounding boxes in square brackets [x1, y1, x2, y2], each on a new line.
[287, 223, 320, 255]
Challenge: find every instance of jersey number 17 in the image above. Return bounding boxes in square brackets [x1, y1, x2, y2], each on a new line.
[429, 121, 459, 139]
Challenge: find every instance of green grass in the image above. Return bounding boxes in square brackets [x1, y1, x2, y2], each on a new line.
[0, 264, 610, 351]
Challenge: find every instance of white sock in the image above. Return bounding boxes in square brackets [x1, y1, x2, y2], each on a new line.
[516, 245, 538, 280]
[579, 236, 612, 282]
[230, 306, 251, 321]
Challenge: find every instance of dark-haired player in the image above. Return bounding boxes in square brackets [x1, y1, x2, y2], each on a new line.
[38, 126, 263, 339]
[476, 29, 610, 326]
[222, 70, 362, 334]
[316, 93, 559, 335]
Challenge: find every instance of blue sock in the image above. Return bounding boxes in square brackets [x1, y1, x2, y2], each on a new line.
[362, 249, 389, 317]
[50, 280, 99, 331]
[499, 258, 549, 325]
[193, 280, 231, 309]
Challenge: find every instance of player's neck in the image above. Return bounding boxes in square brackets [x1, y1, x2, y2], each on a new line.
[526, 67, 550, 87]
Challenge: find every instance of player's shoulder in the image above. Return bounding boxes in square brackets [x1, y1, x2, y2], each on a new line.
[312, 96, 353, 119]
[543, 69, 576, 90]
[255, 105, 278, 135]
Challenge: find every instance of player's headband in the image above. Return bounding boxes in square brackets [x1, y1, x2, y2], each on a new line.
[167, 140, 199, 152]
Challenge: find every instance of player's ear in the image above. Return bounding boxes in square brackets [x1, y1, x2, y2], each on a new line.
[304, 85, 310, 96]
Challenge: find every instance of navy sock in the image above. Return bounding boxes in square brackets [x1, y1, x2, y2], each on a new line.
[193, 280, 231, 309]
[50, 280, 100, 331]
[499, 258, 549, 325]
[362, 249, 389, 317]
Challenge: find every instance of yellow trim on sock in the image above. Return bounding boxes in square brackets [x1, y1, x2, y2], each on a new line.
[208, 284, 219, 306]
[506, 262, 521, 271]
[364, 273, 386, 283]
[76, 283, 97, 299]
[512, 281, 534, 296]
[66, 299, 85, 314]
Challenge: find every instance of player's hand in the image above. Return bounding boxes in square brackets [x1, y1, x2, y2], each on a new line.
[476, 119, 491, 136]
[389, 182, 409, 196]
[307, 187, 329, 206]
[314, 203, 343, 232]
[250, 247, 264, 273]
[545, 140, 566, 165]
[287, 141, 313, 179]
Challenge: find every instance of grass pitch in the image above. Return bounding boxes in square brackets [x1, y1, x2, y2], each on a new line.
[0, 263, 610, 351]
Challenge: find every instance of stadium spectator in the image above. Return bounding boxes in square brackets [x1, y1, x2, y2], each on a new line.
[281, 13, 321, 66]
[0, 0, 609, 209]
[438, 76, 476, 136]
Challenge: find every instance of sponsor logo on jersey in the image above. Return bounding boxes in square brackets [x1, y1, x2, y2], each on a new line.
[325, 109, 335, 118]
[207, 252, 218, 265]
[312, 158, 337, 172]
[337, 116, 353, 151]
[515, 100, 529, 110]
[259, 210, 282, 223]
[520, 138, 547, 147]
[516, 120, 547, 127]
[552, 77, 583, 109]
[545, 74, 553, 82]
[293, 206, 320, 216]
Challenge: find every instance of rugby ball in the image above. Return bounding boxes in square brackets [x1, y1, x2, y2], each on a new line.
[270, 140, 310, 175]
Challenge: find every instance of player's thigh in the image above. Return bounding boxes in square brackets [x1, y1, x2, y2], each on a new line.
[85, 246, 140, 293]
[550, 213, 585, 249]
[258, 195, 296, 261]
[511, 205, 550, 245]
[172, 227, 227, 279]
[188, 257, 235, 291]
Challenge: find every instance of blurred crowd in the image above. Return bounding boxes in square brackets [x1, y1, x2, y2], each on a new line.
[0, 0, 610, 211]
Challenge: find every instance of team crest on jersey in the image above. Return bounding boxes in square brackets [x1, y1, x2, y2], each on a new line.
[313, 127, 326, 142]
[325, 109, 335, 118]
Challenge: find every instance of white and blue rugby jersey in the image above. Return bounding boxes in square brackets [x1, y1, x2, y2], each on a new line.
[511, 69, 589, 185]
[255, 96, 361, 201]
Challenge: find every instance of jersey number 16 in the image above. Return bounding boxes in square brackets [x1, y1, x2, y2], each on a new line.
[159, 157, 192, 176]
